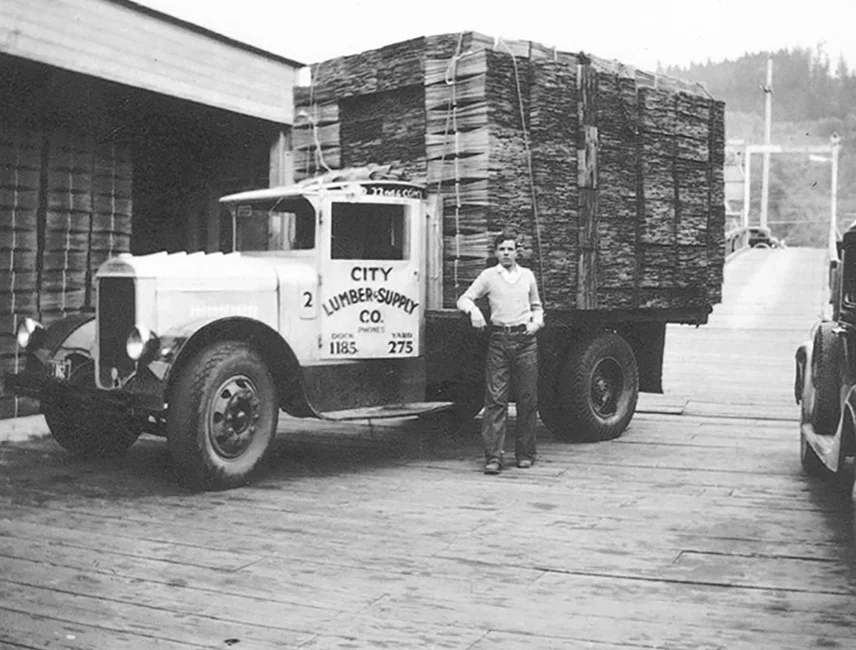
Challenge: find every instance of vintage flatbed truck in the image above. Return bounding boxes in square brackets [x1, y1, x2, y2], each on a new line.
[7, 168, 719, 490]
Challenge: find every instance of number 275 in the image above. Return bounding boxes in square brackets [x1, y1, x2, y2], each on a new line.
[388, 341, 413, 354]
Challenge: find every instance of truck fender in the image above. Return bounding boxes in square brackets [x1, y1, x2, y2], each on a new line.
[30, 314, 96, 367]
[158, 317, 314, 418]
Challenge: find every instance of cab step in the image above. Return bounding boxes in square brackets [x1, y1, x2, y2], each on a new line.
[317, 402, 454, 421]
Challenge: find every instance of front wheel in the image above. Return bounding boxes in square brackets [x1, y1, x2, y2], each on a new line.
[548, 332, 639, 442]
[167, 341, 278, 491]
[43, 359, 141, 458]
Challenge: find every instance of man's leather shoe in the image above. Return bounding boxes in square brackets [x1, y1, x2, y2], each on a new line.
[484, 460, 501, 475]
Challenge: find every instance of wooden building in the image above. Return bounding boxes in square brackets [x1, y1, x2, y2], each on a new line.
[0, 0, 302, 417]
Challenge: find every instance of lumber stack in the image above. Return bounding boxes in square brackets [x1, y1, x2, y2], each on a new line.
[42, 131, 132, 326]
[0, 127, 132, 417]
[294, 31, 725, 313]
[0, 129, 41, 417]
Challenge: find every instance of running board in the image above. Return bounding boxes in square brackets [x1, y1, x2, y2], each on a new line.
[317, 401, 455, 421]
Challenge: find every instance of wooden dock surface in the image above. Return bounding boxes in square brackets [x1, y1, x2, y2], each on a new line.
[2, 247, 855, 649]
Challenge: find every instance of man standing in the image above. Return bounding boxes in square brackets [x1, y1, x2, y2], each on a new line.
[457, 230, 543, 475]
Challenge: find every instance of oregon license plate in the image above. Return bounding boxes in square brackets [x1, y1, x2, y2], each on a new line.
[47, 358, 71, 381]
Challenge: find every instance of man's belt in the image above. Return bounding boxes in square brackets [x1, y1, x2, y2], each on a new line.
[490, 324, 527, 333]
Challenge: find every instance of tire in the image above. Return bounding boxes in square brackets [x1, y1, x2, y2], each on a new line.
[550, 332, 639, 442]
[167, 341, 278, 491]
[43, 360, 141, 459]
[537, 400, 561, 433]
[811, 322, 841, 434]
[537, 333, 566, 433]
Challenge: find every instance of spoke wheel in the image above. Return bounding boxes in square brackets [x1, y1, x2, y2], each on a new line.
[590, 358, 623, 418]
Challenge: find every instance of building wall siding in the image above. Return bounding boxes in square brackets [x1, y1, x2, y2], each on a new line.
[0, 0, 297, 125]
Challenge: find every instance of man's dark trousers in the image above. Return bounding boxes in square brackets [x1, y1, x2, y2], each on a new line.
[481, 329, 538, 464]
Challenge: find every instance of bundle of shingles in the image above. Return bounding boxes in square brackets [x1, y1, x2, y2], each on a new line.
[293, 32, 725, 312]
[0, 129, 41, 416]
[0, 128, 131, 416]
[41, 130, 132, 325]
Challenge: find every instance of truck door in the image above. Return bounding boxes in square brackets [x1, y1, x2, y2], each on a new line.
[318, 188, 424, 360]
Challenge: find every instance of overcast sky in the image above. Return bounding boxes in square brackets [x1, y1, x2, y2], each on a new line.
[135, 0, 856, 73]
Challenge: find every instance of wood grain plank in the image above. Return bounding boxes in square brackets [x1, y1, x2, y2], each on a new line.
[0, 607, 204, 649]
[0, 576, 311, 649]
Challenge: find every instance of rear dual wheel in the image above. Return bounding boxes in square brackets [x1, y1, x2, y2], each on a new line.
[540, 332, 639, 442]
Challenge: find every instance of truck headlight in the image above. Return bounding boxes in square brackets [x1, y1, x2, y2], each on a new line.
[126, 325, 160, 363]
[16, 317, 44, 349]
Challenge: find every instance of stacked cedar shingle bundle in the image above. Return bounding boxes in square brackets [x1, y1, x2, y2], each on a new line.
[42, 131, 132, 325]
[294, 31, 725, 312]
[0, 128, 132, 417]
[0, 129, 41, 417]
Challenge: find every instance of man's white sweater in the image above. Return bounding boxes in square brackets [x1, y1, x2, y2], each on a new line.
[457, 264, 544, 327]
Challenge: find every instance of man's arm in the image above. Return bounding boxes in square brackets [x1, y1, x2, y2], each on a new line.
[527, 271, 544, 333]
[457, 272, 489, 330]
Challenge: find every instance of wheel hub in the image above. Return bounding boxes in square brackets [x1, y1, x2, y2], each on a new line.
[209, 376, 261, 458]
[591, 358, 622, 418]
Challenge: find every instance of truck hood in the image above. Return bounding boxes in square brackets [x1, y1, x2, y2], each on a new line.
[97, 251, 293, 292]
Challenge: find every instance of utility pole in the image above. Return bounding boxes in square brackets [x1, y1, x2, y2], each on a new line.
[760, 56, 773, 230]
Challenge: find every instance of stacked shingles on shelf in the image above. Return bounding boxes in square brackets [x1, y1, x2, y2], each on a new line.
[88, 139, 132, 299]
[42, 130, 93, 324]
[42, 131, 133, 327]
[0, 129, 41, 417]
[293, 31, 726, 311]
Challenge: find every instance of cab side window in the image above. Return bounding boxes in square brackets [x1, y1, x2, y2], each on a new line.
[331, 203, 408, 260]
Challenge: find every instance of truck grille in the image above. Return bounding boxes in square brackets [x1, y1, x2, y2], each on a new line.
[98, 277, 136, 388]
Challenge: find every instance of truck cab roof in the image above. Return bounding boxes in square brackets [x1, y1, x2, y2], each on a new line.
[219, 167, 425, 204]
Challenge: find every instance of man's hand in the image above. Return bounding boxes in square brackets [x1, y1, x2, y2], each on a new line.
[469, 309, 487, 330]
[525, 321, 540, 335]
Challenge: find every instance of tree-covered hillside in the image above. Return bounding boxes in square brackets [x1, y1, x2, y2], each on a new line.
[663, 47, 856, 246]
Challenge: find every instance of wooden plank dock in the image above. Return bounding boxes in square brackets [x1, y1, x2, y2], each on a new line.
[1, 247, 854, 649]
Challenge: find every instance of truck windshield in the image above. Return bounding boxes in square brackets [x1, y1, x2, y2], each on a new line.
[223, 198, 316, 252]
[331, 202, 409, 260]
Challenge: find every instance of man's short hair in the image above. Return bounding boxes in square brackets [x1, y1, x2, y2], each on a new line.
[493, 230, 518, 249]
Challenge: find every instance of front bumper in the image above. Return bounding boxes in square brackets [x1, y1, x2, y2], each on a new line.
[5, 362, 163, 414]
[4, 369, 46, 401]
